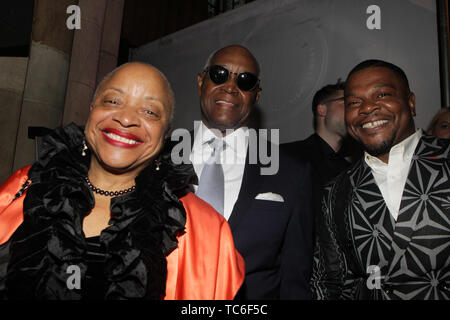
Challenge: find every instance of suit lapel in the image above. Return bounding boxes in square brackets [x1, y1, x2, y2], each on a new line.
[391, 135, 448, 251]
[349, 161, 395, 269]
[227, 149, 261, 231]
[386, 135, 450, 278]
[228, 134, 273, 231]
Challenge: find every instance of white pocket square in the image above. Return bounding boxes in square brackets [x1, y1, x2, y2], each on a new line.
[255, 192, 284, 202]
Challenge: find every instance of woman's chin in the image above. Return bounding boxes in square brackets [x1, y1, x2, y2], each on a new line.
[97, 159, 140, 174]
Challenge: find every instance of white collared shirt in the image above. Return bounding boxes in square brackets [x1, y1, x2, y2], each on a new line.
[364, 129, 422, 221]
[190, 121, 248, 220]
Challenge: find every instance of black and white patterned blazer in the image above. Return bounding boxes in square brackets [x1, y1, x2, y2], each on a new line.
[311, 133, 450, 300]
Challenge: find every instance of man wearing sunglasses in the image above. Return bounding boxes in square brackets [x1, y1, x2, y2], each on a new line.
[191, 45, 314, 299]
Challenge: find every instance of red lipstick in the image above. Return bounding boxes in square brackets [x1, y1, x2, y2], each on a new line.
[101, 128, 143, 148]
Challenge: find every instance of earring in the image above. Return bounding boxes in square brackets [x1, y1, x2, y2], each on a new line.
[155, 159, 161, 171]
[81, 140, 88, 156]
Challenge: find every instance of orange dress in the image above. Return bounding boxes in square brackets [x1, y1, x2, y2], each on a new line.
[0, 166, 245, 300]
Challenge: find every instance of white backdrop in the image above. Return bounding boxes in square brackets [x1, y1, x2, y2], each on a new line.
[132, 0, 441, 143]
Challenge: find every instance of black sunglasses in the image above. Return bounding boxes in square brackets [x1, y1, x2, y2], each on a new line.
[204, 65, 260, 92]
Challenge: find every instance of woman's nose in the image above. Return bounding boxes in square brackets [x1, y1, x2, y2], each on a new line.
[113, 107, 139, 127]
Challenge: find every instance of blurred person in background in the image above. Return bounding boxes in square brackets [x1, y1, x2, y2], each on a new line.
[426, 107, 450, 139]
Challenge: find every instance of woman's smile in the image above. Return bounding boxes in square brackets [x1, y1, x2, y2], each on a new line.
[101, 128, 143, 148]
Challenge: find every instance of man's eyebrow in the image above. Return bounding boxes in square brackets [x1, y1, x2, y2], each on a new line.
[103, 86, 124, 94]
[144, 95, 163, 103]
[322, 96, 344, 103]
[344, 83, 397, 98]
[373, 84, 396, 90]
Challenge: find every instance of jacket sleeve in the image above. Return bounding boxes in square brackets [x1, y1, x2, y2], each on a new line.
[310, 182, 346, 300]
[213, 214, 246, 299]
[0, 166, 31, 299]
[165, 192, 245, 300]
[280, 161, 314, 299]
[0, 166, 30, 245]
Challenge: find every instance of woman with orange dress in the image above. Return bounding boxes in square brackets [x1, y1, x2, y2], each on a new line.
[0, 62, 244, 300]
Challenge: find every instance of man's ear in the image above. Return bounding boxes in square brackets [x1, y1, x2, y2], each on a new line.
[255, 87, 262, 104]
[316, 103, 327, 117]
[197, 73, 204, 96]
[408, 92, 416, 117]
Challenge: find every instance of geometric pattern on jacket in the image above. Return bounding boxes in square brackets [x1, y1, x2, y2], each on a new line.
[311, 133, 450, 300]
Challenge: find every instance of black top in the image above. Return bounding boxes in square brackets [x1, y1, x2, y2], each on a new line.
[83, 236, 107, 300]
[0, 123, 194, 300]
[281, 133, 352, 225]
[282, 133, 351, 187]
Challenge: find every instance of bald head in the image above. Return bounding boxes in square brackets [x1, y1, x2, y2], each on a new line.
[93, 62, 175, 123]
[203, 45, 261, 76]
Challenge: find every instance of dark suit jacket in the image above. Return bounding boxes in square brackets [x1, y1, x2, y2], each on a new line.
[281, 134, 351, 234]
[170, 132, 314, 299]
[282, 134, 350, 188]
[229, 139, 314, 299]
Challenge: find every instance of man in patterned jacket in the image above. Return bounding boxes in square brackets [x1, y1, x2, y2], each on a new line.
[311, 59, 449, 300]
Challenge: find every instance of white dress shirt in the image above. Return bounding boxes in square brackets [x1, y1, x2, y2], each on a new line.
[364, 129, 422, 221]
[190, 121, 248, 220]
